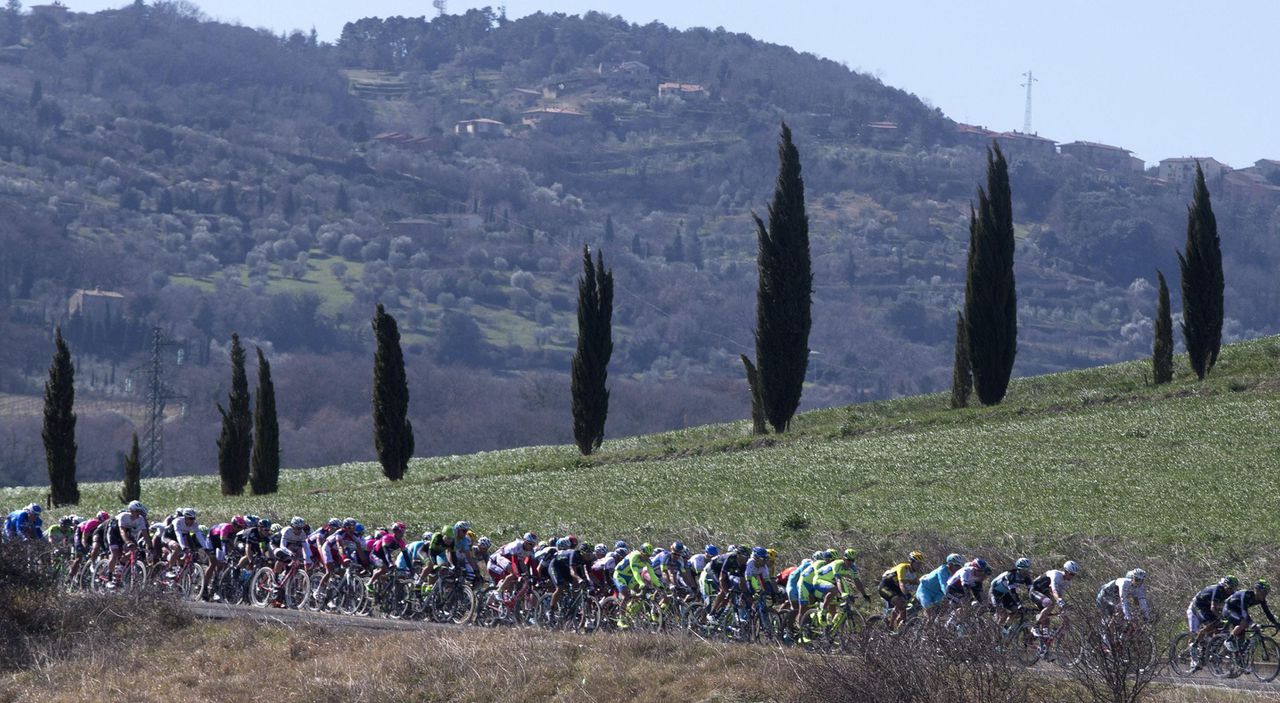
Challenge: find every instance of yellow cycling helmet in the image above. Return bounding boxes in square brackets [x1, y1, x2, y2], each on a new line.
[767, 548, 778, 561]
[909, 550, 925, 563]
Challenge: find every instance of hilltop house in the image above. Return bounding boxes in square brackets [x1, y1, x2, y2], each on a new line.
[955, 123, 997, 148]
[454, 118, 506, 137]
[992, 131, 1057, 158]
[521, 107, 587, 129]
[68, 288, 124, 322]
[1158, 157, 1229, 186]
[1059, 141, 1145, 173]
[658, 82, 707, 98]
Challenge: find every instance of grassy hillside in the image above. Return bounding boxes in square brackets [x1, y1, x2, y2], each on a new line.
[6, 336, 1278, 558]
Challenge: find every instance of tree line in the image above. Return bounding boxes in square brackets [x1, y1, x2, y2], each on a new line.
[39, 132, 1227, 502]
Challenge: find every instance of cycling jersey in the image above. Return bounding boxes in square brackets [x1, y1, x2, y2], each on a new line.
[278, 526, 313, 562]
[614, 550, 660, 591]
[1192, 584, 1232, 611]
[171, 517, 209, 550]
[990, 569, 1033, 610]
[396, 540, 429, 572]
[45, 524, 75, 545]
[113, 512, 148, 548]
[549, 547, 590, 587]
[744, 556, 773, 583]
[589, 553, 620, 588]
[4, 510, 38, 540]
[322, 530, 357, 565]
[882, 562, 921, 590]
[1031, 570, 1069, 603]
[1096, 577, 1149, 620]
[1224, 590, 1279, 626]
[945, 564, 986, 601]
[690, 553, 710, 573]
[916, 564, 952, 608]
[786, 559, 817, 604]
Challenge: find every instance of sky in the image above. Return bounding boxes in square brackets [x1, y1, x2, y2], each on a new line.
[62, 0, 1279, 168]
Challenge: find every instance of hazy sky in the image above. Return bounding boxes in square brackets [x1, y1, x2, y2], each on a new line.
[64, 0, 1278, 167]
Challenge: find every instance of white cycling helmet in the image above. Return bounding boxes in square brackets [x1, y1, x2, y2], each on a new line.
[1127, 568, 1146, 582]
[127, 500, 145, 513]
[182, 508, 197, 519]
[1063, 560, 1080, 575]
[945, 553, 964, 567]
[290, 516, 306, 529]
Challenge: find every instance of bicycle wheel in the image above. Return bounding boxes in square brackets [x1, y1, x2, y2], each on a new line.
[91, 560, 112, 594]
[1166, 632, 1200, 677]
[1012, 624, 1044, 667]
[123, 560, 148, 593]
[284, 570, 310, 609]
[249, 567, 275, 607]
[1207, 636, 1239, 679]
[1053, 626, 1084, 668]
[1248, 635, 1280, 682]
[597, 596, 622, 633]
[448, 583, 475, 624]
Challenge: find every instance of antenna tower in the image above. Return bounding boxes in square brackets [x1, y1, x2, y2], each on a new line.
[139, 327, 180, 478]
[1020, 70, 1038, 133]
[432, 0, 447, 17]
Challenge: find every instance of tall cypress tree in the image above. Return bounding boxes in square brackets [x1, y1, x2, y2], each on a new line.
[373, 303, 414, 480]
[249, 347, 279, 495]
[43, 327, 79, 506]
[1153, 270, 1174, 385]
[216, 333, 252, 496]
[570, 246, 614, 455]
[950, 312, 972, 409]
[119, 433, 140, 504]
[963, 144, 1018, 406]
[603, 213, 615, 243]
[752, 121, 812, 432]
[1177, 164, 1224, 380]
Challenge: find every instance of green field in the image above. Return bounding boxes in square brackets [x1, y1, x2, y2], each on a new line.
[5, 336, 1280, 559]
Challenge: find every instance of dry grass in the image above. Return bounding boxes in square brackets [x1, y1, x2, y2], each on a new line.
[0, 621, 797, 703]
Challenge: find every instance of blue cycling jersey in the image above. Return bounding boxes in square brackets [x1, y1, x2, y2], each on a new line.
[915, 564, 950, 605]
[396, 540, 428, 570]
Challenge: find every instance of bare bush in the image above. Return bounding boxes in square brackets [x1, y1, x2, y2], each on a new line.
[1068, 612, 1165, 703]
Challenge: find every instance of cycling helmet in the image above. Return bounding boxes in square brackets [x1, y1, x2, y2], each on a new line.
[1257, 580, 1271, 593]
[735, 545, 751, 557]
[59, 515, 74, 527]
[28, 503, 41, 514]
[704, 544, 719, 556]
[970, 558, 988, 572]
[354, 523, 365, 535]
[1223, 575, 1241, 589]
[811, 551, 825, 561]
[566, 534, 578, 548]
[390, 521, 405, 532]
[290, 516, 306, 529]
[767, 548, 778, 560]
[752, 546, 768, 559]
[614, 547, 627, 558]
[127, 500, 145, 512]
[843, 548, 857, 561]
[909, 550, 925, 564]
[454, 520, 471, 532]
[556, 537, 572, 549]
[671, 540, 685, 554]
[232, 515, 247, 529]
[640, 542, 654, 556]
[522, 532, 538, 544]
[615, 540, 629, 551]
[342, 518, 357, 529]
[1063, 560, 1081, 575]
[681, 546, 692, 558]
[182, 508, 197, 519]
[327, 518, 342, 529]
[594, 543, 608, 556]
[1014, 557, 1032, 571]
[97, 511, 110, 521]
[823, 549, 837, 561]
[726, 544, 738, 555]
[421, 531, 434, 541]
[946, 553, 965, 567]
[259, 519, 272, 530]
[1127, 568, 1146, 582]
[477, 536, 492, 550]
[198, 524, 207, 532]
[245, 514, 259, 525]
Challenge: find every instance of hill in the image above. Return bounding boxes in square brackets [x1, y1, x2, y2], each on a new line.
[6, 335, 1278, 559]
[2, 5, 1280, 485]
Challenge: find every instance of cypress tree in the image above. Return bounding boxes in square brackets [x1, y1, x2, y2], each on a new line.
[570, 246, 614, 455]
[249, 347, 280, 494]
[1177, 164, 1224, 380]
[219, 183, 239, 217]
[752, 121, 812, 432]
[1153, 270, 1174, 385]
[216, 333, 252, 496]
[950, 311, 972, 409]
[603, 213, 615, 243]
[336, 184, 350, 213]
[43, 327, 79, 506]
[372, 303, 414, 480]
[963, 144, 1018, 406]
[740, 354, 767, 435]
[119, 433, 140, 504]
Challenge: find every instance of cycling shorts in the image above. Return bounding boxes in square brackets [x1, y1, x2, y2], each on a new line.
[614, 572, 639, 592]
[272, 547, 294, 562]
[1187, 603, 1215, 632]
[1031, 589, 1055, 609]
[811, 581, 835, 598]
[878, 578, 905, 604]
[1224, 602, 1250, 626]
[550, 561, 574, 588]
[991, 590, 1021, 612]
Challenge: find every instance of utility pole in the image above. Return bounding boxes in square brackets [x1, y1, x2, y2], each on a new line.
[1021, 70, 1038, 134]
[432, 0, 447, 17]
[138, 327, 180, 478]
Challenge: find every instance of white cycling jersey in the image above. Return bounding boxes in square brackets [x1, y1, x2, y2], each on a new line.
[1098, 577, 1150, 620]
[946, 564, 985, 591]
[172, 517, 210, 550]
[114, 512, 148, 540]
[279, 526, 313, 561]
[744, 557, 771, 582]
[690, 553, 710, 573]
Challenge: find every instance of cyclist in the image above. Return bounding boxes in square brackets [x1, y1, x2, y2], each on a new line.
[989, 557, 1034, 627]
[105, 501, 149, 588]
[615, 543, 663, 625]
[68, 510, 110, 581]
[589, 545, 626, 595]
[234, 518, 273, 572]
[277, 516, 313, 572]
[368, 521, 407, 588]
[690, 544, 718, 575]
[1187, 575, 1239, 653]
[45, 515, 78, 550]
[489, 532, 537, 599]
[396, 531, 432, 580]
[879, 550, 925, 630]
[208, 515, 246, 581]
[650, 541, 688, 590]
[168, 508, 213, 596]
[1223, 580, 1279, 652]
[944, 558, 991, 616]
[1096, 568, 1150, 623]
[450, 522, 479, 582]
[1031, 560, 1080, 633]
[473, 536, 493, 572]
[811, 548, 871, 619]
[547, 538, 593, 624]
[707, 545, 751, 617]
[315, 518, 360, 602]
[4, 503, 43, 541]
[918, 553, 965, 622]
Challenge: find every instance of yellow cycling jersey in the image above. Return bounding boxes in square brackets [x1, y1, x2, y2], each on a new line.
[882, 562, 920, 589]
